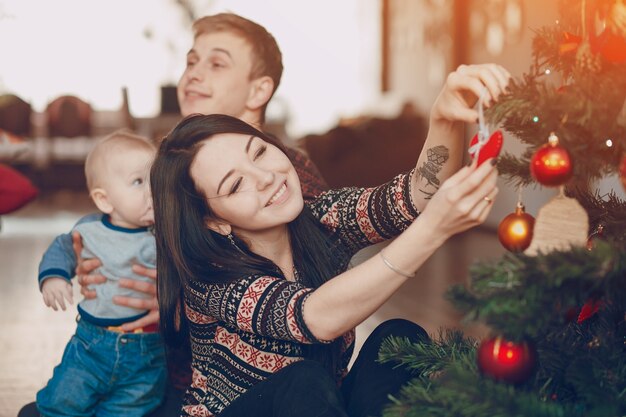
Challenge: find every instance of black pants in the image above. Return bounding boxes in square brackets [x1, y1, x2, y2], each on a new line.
[211, 319, 428, 417]
[18, 319, 428, 417]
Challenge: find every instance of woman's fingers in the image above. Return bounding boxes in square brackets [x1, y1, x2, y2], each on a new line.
[449, 69, 491, 105]
[444, 159, 497, 203]
[468, 187, 499, 223]
[433, 64, 511, 124]
[456, 64, 511, 104]
[487, 64, 512, 93]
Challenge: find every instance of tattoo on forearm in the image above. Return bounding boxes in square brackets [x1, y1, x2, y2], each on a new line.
[417, 145, 449, 199]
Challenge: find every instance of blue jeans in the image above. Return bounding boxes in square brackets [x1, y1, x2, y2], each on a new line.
[36, 317, 167, 417]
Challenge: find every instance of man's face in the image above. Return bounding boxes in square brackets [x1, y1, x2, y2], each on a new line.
[177, 32, 256, 119]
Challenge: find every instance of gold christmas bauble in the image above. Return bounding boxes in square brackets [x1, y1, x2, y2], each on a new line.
[498, 203, 535, 252]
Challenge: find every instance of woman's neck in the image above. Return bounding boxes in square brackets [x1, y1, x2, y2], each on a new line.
[235, 225, 295, 280]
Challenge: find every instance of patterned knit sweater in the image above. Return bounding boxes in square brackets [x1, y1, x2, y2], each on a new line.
[182, 169, 419, 416]
[167, 145, 328, 390]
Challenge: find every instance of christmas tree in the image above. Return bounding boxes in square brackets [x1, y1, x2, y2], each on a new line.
[379, 1, 626, 416]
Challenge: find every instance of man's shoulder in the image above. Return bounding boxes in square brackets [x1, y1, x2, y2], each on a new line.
[282, 145, 308, 162]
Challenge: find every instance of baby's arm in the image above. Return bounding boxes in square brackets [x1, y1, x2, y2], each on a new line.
[41, 277, 73, 311]
[38, 213, 101, 289]
[37, 213, 100, 308]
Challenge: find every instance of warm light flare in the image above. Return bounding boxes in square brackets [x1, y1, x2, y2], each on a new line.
[511, 221, 527, 236]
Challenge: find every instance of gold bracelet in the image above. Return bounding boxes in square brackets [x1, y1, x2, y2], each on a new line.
[379, 249, 415, 278]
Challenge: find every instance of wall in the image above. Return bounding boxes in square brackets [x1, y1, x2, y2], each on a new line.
[382, 1, 595, 229]
[383, 0, 455, 115]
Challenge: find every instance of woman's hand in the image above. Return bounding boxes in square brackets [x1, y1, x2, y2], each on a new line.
[418, 158, 499, 243]
[430, 64, 511, 125]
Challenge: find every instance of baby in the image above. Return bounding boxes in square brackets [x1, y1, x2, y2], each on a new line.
[36, 130, 166, 417]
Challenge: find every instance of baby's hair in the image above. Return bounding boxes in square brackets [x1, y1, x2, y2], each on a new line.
[85, 129, 155, 190]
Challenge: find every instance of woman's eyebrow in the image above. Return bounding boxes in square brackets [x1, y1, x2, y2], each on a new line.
[217, 169, 234, 195]
[216, 136, 257, 195]
[245, 135, 255, 153]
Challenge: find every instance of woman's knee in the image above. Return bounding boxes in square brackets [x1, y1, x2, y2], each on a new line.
[279, 360, 336, 390]
[273, 360, 347, 417]
[368, 319, 429, 345]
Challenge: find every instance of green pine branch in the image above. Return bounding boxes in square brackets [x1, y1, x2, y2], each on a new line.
[446, 242, 625, 338]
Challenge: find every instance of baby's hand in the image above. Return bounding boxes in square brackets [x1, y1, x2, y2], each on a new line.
[42, 277, 74, 311]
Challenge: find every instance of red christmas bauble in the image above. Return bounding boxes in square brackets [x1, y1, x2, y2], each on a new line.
[469, 130, 504, 167]
[619, 155, 626, 190]
[477, 336, 536, 384]
[530, 133, 573, 186]
[498, 203, 535, 252]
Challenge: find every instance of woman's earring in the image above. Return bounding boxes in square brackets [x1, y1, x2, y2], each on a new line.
[227, 233, 245, 254]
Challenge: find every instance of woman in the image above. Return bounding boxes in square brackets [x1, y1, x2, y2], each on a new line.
[151, 64, 509, 417]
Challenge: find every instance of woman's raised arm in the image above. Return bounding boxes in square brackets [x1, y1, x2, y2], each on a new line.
[304, 138, 499, 341]
[409, 64, 510, 213]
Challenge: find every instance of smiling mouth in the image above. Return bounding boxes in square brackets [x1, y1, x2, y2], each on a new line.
[266, 182, 287, 207]
[186, 91, 209, 99]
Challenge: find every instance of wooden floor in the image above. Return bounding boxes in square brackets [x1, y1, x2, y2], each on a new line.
[0, 191, 505, 417]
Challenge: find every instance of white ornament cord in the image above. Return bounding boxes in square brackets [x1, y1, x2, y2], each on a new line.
[467, 88, 491, 162]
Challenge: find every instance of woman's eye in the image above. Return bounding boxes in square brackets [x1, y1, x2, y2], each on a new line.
[132, 178, 143, 186]
[229, 178, 242, 195]
[253, 145, 267, 160]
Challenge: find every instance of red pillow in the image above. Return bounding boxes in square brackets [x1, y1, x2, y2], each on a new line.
[0, 163, 38, 214]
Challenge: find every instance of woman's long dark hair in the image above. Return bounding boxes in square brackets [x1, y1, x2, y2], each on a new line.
[151, 114, 349, 375]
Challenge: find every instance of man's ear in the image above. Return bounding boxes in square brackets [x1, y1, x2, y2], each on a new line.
[205, 218, 232, 236]
[90, 188, 113, 214]
[246, 76, 274, 111]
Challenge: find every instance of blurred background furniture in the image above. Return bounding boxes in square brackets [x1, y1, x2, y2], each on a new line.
[0, 93, 32, 137]
[46, 95, 92, 138]
[300, 103, 428, 188]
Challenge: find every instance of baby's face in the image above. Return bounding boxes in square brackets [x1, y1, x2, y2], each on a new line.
[101, 147, 155, 228]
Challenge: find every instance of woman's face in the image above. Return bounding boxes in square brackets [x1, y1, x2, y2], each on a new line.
[190, 133, 304, 236]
